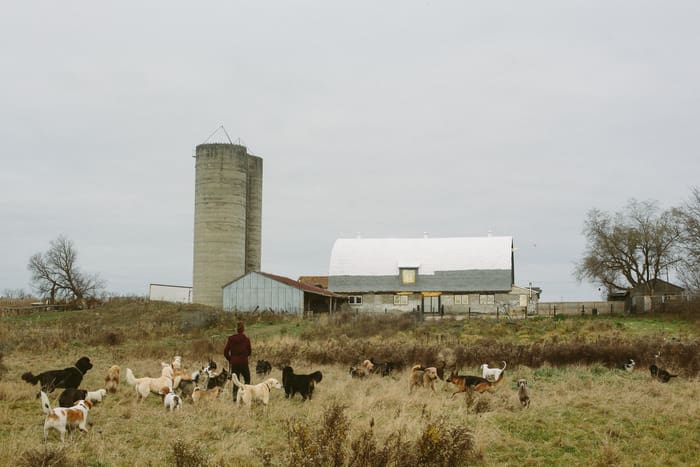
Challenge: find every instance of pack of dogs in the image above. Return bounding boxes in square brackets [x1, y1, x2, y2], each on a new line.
[21, 351, 685, 441]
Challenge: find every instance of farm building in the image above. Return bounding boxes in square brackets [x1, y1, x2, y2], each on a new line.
[148, 284, 193, 304]
[223, 271, 338, 314]
[609, 279, 685, 313]
[328, 236, 538, 314]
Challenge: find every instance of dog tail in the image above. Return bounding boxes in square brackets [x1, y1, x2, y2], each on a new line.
[126, 368, 137, 387]
[312, 371, 323, 383]
[230, 373, 244, 389]
[40, 390, 51, 415]
[21, 372, 38, 385]
[501, 361, 507, 371]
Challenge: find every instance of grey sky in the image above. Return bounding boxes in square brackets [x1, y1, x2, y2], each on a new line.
[2, 1, 699, 301]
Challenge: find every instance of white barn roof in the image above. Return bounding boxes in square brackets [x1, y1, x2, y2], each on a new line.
[329, 236, 513, 276]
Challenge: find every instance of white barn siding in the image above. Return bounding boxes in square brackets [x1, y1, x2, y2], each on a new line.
[149, 284, 192, 303]
[223, 272, 304, 314]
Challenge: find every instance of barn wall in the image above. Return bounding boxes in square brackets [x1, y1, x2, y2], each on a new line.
[329, 269, 512, 293]
[223, 272, 303, 314]
[148, 284, 192, 303]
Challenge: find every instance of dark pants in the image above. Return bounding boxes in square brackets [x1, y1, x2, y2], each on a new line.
[230, 363, 250, 401]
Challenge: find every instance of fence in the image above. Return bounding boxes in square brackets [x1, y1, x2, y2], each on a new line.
[536, 301, 625, 316]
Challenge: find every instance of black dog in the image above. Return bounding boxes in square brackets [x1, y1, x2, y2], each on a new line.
[256, 360, 272, 376]
[282, 366, 323, 401]
[369, 358, 395, 377]
[58, 388, 88, 408]
[205, 368, 229, 390]
[21, 357, 93, 393]
[649, 364, 677, 383]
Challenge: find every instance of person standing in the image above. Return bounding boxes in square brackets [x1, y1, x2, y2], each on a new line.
[224, 320, 251, 401]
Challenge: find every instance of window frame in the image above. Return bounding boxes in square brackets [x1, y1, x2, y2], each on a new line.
[348, 295, 363, 305]
[394, 295, 409, 305]
[400, 268, 417, 284]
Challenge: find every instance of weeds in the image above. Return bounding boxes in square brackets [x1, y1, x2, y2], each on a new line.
[18, 445, 70, 467]
[169, 439, 211, 467]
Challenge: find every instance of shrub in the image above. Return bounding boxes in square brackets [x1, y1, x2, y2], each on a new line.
[18, 446, 70, 467]
[169, 439, 211, 467]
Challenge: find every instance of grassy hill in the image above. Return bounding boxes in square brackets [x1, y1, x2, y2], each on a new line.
[1, 300, 698, 466]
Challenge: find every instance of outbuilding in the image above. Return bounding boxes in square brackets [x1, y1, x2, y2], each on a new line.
[148, 283, 193, 304]
[223, 271, 338, 314]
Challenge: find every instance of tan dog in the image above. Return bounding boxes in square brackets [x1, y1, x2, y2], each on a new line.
[409, 364, 438, 394]
[125, 365, 174, 402]
[191, 386, 221, 404]
[104, 365, 120, 394]
[172, 356, 182, 371]
[231, 373, 282, 411]
[349, 359, 375, 378]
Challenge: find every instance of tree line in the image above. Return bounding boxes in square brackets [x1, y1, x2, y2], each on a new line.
[576, 187, 700, 296]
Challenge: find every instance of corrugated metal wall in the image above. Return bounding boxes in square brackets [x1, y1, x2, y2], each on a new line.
[223, 272, 303, 314]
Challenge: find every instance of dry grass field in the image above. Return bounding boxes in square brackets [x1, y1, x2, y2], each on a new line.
[0, 299, 699, 466]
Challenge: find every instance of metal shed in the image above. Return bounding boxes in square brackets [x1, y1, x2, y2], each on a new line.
[223, 271, 338, 314]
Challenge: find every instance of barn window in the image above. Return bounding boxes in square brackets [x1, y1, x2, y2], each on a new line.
[400, 268, 417, 284]
[348, 296, 363, 305]
[394, 295, 409, 305]
[479, 294, 495, 305]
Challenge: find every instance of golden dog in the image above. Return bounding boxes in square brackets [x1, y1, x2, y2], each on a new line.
[409, 364, 438, 394]
[104, 365, 120, 394]
[231, 373, 282, 411]
[191, 386, 221, 404]
[125, 365, 174, 402]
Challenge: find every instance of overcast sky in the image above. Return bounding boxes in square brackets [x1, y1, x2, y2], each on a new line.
[2, 1, 699, 301]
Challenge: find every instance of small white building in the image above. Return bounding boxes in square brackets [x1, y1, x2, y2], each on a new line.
[148, 284, 193, 304]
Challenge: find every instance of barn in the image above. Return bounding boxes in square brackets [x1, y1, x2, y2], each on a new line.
[328, 235, 537, 314]
[222, 271, 338, 314]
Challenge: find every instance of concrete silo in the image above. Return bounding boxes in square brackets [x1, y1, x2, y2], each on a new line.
[193, 142, 262, 307]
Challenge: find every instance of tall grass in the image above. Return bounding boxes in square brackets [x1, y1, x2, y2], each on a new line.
[1, 300, 698, 466]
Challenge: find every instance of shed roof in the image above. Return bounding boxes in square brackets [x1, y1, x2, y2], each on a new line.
[329, 236, 513, 276]
[257, 272, 337, 297]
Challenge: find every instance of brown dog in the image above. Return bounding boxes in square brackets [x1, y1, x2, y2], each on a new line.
[191, 386, 221, 404]
[105, 365, 120, 394]
[447, 370, 505, 398]
[409, 364, 438, 394]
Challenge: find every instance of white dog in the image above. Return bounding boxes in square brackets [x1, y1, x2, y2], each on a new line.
[481, 361, 507, 382]
[231, 373, 282, 411]
[172, 356, 182, 371]
[86, 388, 107, 404]
[40, 390, 92, 442]
[163, 391, 182, 411]
[126, 365, 174, 402]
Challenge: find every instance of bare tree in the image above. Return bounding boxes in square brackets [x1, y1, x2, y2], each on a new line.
[677, 187, 700, 292]
[575, 199, 683, 297]
[27, 235, 105, 306]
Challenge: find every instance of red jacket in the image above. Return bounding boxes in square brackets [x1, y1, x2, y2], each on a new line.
[224, 332, 251, 367]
